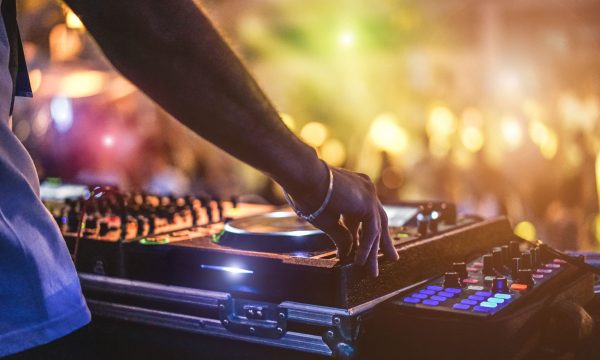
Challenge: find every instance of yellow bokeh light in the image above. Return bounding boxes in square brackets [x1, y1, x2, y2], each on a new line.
[529, 120, 558, 160]
[321, 139, 346, 166]
[49, 24, 82, 61]
[28, 69, 42, 94]
[279, 112, 296, 131]
[427, 106, 457, 139]
[338, 31, 354, 48]
[369, 113, 409, 154]
[65, 10, 84, 30]
[461, 126, 484, 153]
[300, 122, 328, 148]
[539, 129, 558, 160]
[501, 116, 523, 150]
[58, 70, 106, 98]
[514, 221, 536, 242]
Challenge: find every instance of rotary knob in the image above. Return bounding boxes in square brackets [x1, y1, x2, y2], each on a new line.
[443, 272, 462, 288]
[492, 248, 504, 269]
[452, 262, 468, 279]
[509, 240, 521, 258]
[517, 269, 534, 286]
[501, 245, 510, 264]
[483, 255, 494, 275]
[520, 252, 532, 270]
[492, 276, 509, 293]
[510, 257, 520, 278]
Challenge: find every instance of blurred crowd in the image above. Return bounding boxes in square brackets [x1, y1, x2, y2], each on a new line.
[11, 0, 600, 251]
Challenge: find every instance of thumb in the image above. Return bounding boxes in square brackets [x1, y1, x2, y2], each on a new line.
[322, 220, 353, 260]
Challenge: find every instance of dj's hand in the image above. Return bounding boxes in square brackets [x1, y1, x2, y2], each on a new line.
[288, 166, 399, 277]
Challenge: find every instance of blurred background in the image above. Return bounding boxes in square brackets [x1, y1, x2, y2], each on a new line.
[12, 0, 600, 251]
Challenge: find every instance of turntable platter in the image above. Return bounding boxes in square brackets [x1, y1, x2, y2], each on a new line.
[216, 211, 335, 254]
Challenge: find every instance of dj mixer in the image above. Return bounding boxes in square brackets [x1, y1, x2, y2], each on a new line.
[41, 182, 598, 359]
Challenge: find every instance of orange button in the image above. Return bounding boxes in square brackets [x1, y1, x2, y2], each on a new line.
[510, 283, 528, 291]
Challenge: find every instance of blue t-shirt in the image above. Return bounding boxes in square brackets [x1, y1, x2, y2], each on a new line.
[0, 3, 91, 356]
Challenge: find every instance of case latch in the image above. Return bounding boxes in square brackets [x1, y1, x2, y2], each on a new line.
[218, 298, 287, 338]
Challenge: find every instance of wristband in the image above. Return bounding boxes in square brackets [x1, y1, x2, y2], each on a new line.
[283, 160, 333, 222]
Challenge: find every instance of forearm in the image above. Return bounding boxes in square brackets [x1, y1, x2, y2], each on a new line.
[65, 0, 324, 196]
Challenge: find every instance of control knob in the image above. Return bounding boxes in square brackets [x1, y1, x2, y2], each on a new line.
[443, 271, 461, 288]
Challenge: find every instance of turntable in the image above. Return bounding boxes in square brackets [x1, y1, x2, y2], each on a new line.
[217, 211, 335, 254]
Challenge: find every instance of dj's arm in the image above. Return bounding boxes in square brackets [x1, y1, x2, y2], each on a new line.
[64, 0, 399, 276]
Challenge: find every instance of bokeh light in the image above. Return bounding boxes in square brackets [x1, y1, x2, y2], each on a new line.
[300, 122, 328, 148]
[514, 221, 536, 242]
[369, 113, 409, 155]
[320, 138, 346, 166]
[58, 71, 106, 98]
[338, 31, 355, 48]
[65, 9, 84, 30]
[500, 116, 523, 150]
[279, 112, 296, 131]
[49, 96, 73, 133]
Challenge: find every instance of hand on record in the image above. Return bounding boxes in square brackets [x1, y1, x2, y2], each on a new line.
[289, 166, 399, 277]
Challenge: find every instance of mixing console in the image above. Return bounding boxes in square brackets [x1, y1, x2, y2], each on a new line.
[398, 240, 572, 316]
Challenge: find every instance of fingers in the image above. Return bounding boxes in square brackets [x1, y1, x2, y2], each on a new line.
[366, 235, 380, 277]
[313, 215, 353, 259]
[354, 213, 380, 266]
[342, 215, 360, 255]
[379, 206, 399, 261]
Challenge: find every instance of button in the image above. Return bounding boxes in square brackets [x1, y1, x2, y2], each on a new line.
[475, 291, 492, 297]
[453, 304, 470, 310]
[430, 295, 447, 302]
[480, 301, 498, 308]
[467, 285, 484, 291]
[537, 269, 552, 274]
[545, 263, 561, 269]
[411, 293, 428, 299]
[533, 274, 544, 279]
[469, 295, 485, 301]
[494, 293, 512, 300]
[419, 289, 435, 295]
[473, 306, 493, 313]
[463, 278, 479, 284]
[404, 297, 421, 304]
[487, 297, 504, 304]
[467, 267, 479, 273]
[437, 291, 454, 298]
[461, 299, 477, 305]
[510, 283, 528, 291]
[472, 262, 483, 268]
[426, 285, 443, 291]
[444, 288, 462, 294]
[422, 299, 440, 306]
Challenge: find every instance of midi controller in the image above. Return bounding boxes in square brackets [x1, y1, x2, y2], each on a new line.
[42, 181, 598, 359]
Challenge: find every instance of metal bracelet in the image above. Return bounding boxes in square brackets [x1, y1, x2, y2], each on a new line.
[283, 161, 334, 222]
